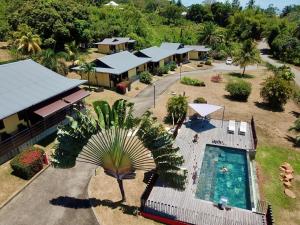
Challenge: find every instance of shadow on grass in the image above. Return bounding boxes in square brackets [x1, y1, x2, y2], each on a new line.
[284, 135, 300, 148]
[228, 72, 255, 79]
[50, 196, 139, 215]
[254, 101, 284, 112]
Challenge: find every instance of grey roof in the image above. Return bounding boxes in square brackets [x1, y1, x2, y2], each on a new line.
[0, 59, 86, 120]
[185, 45, 211, 52]
[94, 37, 136, 45]
[137, 46, 175, 63]
[74, 51, 150, 75]
[160, 42, 192, 54]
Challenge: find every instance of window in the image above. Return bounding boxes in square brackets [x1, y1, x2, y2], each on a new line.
[0, 120, 4, 130]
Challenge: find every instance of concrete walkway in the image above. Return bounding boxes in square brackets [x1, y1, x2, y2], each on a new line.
[0, 62, 260, 225]
[0, 162, 98, 225]
[257, 40, 300, 86]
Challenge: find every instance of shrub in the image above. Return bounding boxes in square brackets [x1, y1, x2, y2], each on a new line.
[225, 80, 252, 101]
[260, 76, 293, 109]
[194, 97, 207, 103]
[168, 62, 177, 71]
[10, 147, 45, 180]
[205, 60, 212, 65]
[211, 74, 223, 83]
[181, 77, 205, 87]
[167, 95, 188, 124]
[197, 64, 203, 67]
[116, 81, 129, 94]
[139, 71, 152, 84]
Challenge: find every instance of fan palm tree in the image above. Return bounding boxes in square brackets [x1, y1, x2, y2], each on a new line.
[80, 62, 96, 90]
[37, 49, 68, 76]
[233, 39, 261, 76]
[16, 32, 42, 55]
[78, 127, 156, 201]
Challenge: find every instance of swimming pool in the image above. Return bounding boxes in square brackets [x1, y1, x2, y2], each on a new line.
[195, 145, 252, 210]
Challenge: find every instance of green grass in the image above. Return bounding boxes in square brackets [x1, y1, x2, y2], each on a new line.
[256, 145, 300, 223]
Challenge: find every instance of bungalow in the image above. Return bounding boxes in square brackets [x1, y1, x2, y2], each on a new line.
[160, 42, 192, 64]
[0, 59, 89, 164]
[185, 45, 211, 60]
[135, 46, 175, 72]
[95, 37, 136, 54]
[74, 51, 151, 88]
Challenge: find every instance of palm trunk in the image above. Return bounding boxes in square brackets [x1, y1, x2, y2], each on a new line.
[88, 73, 91, 90]
[242, 66, 246, 77]
[117, 179, 126, 202]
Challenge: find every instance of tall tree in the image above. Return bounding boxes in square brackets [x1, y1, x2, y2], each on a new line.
[233, 40, 261, 76]
[231, 0, 241, 10]
[15, 32, 41, 55]
[64, 41, 80, 66]
[80, 62, 96, 90]
[247, 0, 255, 9]
[198, 22, 224, 47]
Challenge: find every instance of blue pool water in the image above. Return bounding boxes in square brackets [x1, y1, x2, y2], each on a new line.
[195, 145, 252, 210]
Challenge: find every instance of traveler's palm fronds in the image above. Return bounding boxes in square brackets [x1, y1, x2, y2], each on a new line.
[78, 127, 155, 201]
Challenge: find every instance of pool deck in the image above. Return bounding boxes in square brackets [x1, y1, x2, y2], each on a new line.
[144, 119, 266, 225]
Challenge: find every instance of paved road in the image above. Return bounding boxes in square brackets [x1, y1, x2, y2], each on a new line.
[0, 61, 259, 225]
[131, 62, 259, 116]
[257, 40, 300, 85]
[0, 162, 98, 225]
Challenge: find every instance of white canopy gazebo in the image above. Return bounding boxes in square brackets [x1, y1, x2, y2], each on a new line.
[105, 1, 119, 7]
[188, 103, 225, 126]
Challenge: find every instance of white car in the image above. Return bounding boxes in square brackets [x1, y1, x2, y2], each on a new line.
[226, 58, 233, 65]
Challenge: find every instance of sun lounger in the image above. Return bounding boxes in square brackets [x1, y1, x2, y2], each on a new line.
[228, 120, 235, 133]
[239, 122, 247, 135]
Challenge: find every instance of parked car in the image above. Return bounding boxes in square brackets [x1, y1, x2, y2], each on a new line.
[226, 58, 233, 65]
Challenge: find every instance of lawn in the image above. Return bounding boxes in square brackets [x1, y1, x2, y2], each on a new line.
[256, 145, 300, 225]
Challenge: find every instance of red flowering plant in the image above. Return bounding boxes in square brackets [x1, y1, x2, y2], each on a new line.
[10, 147, 45, 180]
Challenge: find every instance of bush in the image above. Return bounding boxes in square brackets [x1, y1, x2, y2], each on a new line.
[155, 65, 170, 76]
[194, 97, 207, 103]
[225, 80, 252, 101]
[167, 95, 188, 124]
[168, 62, 177, 71]
[139, 71, 152, 84]
[10, 147, 45, 180]
[211, 74, 223, 83]
[116, 81, 129, 94]
[205, 60, 212, 65]
[181, 77, 205, 86]
[260, 76, 293, 109]
[197, 64, 203, 67]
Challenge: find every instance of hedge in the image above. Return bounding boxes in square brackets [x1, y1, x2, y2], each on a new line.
[181, 77, 205, 87]
[10, 147, 45, 180]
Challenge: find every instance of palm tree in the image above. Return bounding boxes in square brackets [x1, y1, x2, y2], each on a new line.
[233, 40, 261, 76]
[37, 49, 68, 76]
[198, 22, 224, 48]
[78, 127, 156, 201]
[80, 62, 96, 90]
[64, 41, 80, 66]
[16, 32, 42, 55]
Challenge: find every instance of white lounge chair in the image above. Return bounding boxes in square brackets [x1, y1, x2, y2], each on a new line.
[228, 120, 235, 133]
[239, 122, 247, 135]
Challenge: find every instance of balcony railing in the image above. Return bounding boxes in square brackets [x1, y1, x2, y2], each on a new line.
[0, 110, 68, 158]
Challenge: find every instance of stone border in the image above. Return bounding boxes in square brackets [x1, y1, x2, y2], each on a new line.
[87, 173, 101, 225]
[0, 164, 50, 210]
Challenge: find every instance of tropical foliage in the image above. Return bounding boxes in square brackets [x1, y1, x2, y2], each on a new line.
[79, 62, 96, 89]
[166, 94, 188, 124]
[53, 99, 187, 201]
[225, 79, 252, 101]
[139, 71, 153, 84]
[181, 77, 205, 86]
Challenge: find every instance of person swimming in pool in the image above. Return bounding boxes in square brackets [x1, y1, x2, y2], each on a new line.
[220, 166, 229, 173]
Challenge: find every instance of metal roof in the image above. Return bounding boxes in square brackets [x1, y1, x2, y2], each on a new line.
[160, 42, 192, 54]
[94, 37, 136, 45]
[0, 59, 86, 120]
[74, 51, 150, 75]
[137, 46, 175, 62]
[185, 45, 211, 52]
